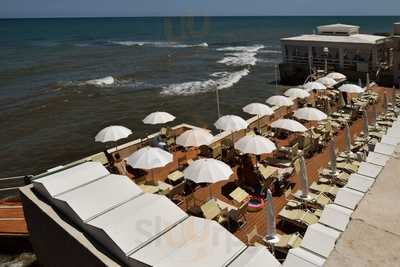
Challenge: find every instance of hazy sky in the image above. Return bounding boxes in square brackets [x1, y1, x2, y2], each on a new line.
[1, 0, 400, 18]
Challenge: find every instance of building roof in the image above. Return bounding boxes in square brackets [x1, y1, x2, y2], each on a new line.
[281, 34, 386, 45]
[130, 216, 246, 267]
[228, 246, 281, 267]
[317, 24, 360, 34]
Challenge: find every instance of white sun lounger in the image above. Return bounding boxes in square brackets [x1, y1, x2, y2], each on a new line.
[283, 248, 325, 267]
[334, 188, 364, 210]
[300, 223, 341, 258]
[319, 204, 353, 232]
[366, 152, 390, 167]
[374, 142, 395, 156]
[357, 162, 383, 179]
[381, 135, 400, 146]
[345, 173, 375, 193]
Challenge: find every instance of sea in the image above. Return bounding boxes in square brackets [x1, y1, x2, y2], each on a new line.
[0, 16, 399, 178]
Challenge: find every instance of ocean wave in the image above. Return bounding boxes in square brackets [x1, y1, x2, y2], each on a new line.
[108, 41, 208, 48]
[216, 44, 265, 53]
[160, 69, 249, 96]
[218, 52, 258, 66]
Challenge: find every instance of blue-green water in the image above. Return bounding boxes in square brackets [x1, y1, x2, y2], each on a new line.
[0, 16, 399, 177]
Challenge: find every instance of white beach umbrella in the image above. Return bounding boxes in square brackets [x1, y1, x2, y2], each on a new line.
[338, 84, 364, 94]
[299, 155, 310, 199]
[294, 107, 327, 121]
[243, 103, 274, 116]
[271, 119, 307, 133]
[127, 146, 173, 170]
[265, 189, 279, 243]
[95, 125, 132, 143]
[317, 77, 337, 88]
[214, 115, 248, 132]
[266, 95, 294, 107]
[184, 158, 233, 198]
[330, 138, 337, 175]
[234, 135, 276, 155]
[302, 81, 327, 92]
[344, 122, 352, 153]
[176, 129, 214, 147]
[143, 111, 176, 125]
[284, 88, 310, 99]
[326, 72, 346, 81]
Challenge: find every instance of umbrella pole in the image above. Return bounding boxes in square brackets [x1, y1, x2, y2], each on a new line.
[258, 115, 261, 132]
[209, 185, 213, 200]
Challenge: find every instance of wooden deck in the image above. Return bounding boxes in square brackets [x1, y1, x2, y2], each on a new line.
[0, 85, 393, 249]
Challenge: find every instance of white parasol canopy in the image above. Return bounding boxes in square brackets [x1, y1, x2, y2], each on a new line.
[242, 103, 274, 116]
[183, 158, 233, 184]
[95, 125, 132, 143]
[143, 111, 176, 125]
[302, 81, 327, 91]
[214, 115, 248, 132]
[127, 146, 173, 170]
[284, 88, 310, 99]
[271, 119, 307, 132]
[338, 84, 364, 94]
[266, 95, 294, 107]
[234, 135, 276, 155]
[326, 72, 346, 81]
[294, 107, 327, 121]
[176, 129, 214, 147]
[316, 77, 337, 88]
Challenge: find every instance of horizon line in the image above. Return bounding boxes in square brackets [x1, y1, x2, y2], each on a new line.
[1, 15, 400, 20]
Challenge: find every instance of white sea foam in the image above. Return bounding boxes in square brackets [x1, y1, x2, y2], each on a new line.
[109, 41, 208, 48]
[161, 69, 249, 96]
[216, 45, 265, 53]
[216, 45, 265, 67]
[86, 76, 115, 86]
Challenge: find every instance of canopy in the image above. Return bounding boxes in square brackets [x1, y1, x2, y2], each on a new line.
[95, 125, 132, 143]
[214, 115, 248, 132]
[183, 158, 233, 184]
[357, 162, 383, 179]
[176, 129, 214, 147]
[301, 223, 341, 258]
[302, 82, 326, 91]
[33, 162, 110, 199]
[143, 111, 176, 125]
[319, 204, 353, 231]
[338, 84, 364, 93]
[326, 72, 346, 81]
[283, 248, 325, 267]
[271, 119, 307, 132]
[131, 216, 247, 267]
[381, 135, 400, 146]
[242, 103, 274, 116]
[229, 246, 280, 267]
[127, 146, 173, 170]
[334, 188, 364, 210]
[316, 77, 337, 87]
[234, 135, 276, 155]
[266, 95, 294, 107]
[294, 107, 327, 121]
[366, 151, 390, 167]
[374, 142, 395, 156]
[284, 88, 310, 99]
[345, 173, 375, 193]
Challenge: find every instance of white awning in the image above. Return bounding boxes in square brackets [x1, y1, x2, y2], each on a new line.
[386, 127, 400, 138]
[334, 188, 364, 210]
[228, 246, 281, 267]
[33, 162, 110, 200]
[85, 194, 188, 264]
[54, 174, 143, 223]
[283, 248, 325, 267]
[130, 216, 246, 267]
[357, 162, 383, 179]
[366, 152, 390, 167]
[374, 142, 395, 156]
[301, 223, 340, 258]
[345, 173, 375, 193]
[319, 204, 353, 232]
